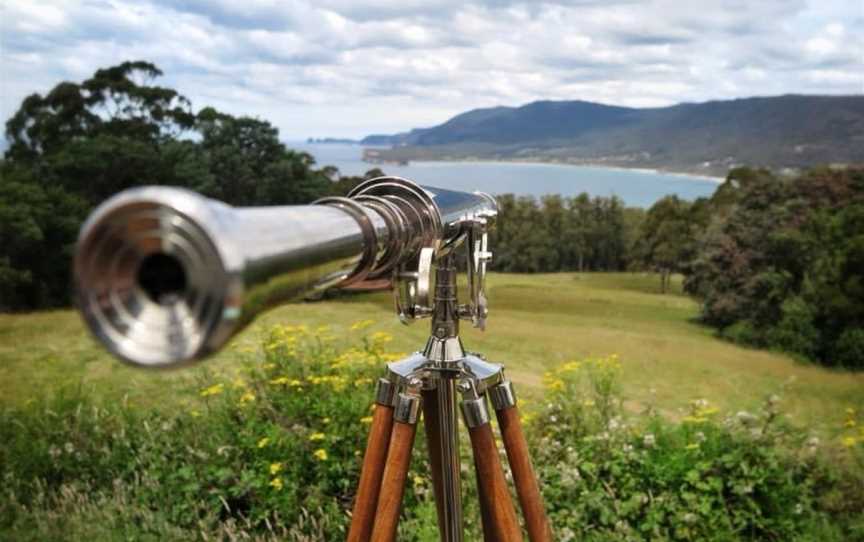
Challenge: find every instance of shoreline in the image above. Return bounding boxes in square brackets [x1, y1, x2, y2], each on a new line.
[366, 157, 725, 183]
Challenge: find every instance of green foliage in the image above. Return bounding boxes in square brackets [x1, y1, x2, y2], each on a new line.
[532, 357, 864, 541]
[686, 167, 864, 368]
[833, 328, 864, 369]
[2, 332, 862, 540]
[634, 195, 707, 293]
[0, 325, 449, 540]
[491, 193, 641, 273]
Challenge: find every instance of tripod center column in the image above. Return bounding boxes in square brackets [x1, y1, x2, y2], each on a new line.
[424, 254, 465, 542]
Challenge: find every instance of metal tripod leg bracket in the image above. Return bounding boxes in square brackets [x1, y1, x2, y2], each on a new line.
[489, 380, 518, 411]
[458, 379, 491, 429]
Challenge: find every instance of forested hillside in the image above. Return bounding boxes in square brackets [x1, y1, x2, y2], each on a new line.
[364, 95, 864, 175]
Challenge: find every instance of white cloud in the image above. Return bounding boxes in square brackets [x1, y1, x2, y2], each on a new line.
[1, 0, 862, 140]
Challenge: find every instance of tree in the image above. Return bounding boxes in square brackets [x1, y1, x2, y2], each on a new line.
[0, 61, 339, 310]
[5, 61, 193, 163]
[636, 196, 694, 293]
[685, 166, 864, 368]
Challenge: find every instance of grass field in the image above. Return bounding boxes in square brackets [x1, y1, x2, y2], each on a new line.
[1, 272, 861, 439]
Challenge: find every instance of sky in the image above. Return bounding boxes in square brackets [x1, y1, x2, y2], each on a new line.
[1, 0, 862, 140]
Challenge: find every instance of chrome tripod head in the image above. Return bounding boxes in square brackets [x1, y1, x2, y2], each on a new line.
[73, 176, 497, 367]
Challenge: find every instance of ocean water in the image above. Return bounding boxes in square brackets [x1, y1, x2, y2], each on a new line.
[293, 142, 721, 208]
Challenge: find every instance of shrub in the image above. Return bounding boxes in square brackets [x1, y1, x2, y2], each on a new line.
[1, 335, 862, 540]
[529, 355, 864, 541]
[765, 296, 821, 358]
[833, 328, 864, 370]
[722, 319, 761, 346]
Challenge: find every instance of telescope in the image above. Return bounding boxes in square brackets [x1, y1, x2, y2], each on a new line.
[74, 176, 551, 542]
[74, 177, 496, 367]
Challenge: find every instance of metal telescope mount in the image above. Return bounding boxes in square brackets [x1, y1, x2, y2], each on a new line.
[72, 176, 551, 541]
[343, 181, 551, 542]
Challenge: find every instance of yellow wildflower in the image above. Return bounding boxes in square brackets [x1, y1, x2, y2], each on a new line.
[560, 361, 581, 372]
[314, 448, 328, 461]
[239, 391, 256, 405]
[309, 432, 326, 441]
[270, 462, 283, 475]
[350, 319, 375, 331]
[257, 437, 270, 449]
[263, 363, 276, 370]
[190, 410, 201, 418]
[583, 400, 595, 407]
[842, 436, 857, 448]
[270, 376, 290, 385]
[322, 417, 331, 425]
[199, 383, 224, 397]
[412, 475, 425, 487]
[360, 416, 374, 424]
[547, 379, 565, 392]
[269, 477, 283, 490]
[370, 331, 393, 345]
[846, 420, 857, 428]
[355, 377, 374, 387]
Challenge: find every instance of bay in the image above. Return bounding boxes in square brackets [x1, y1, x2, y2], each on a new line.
[293, 142, 721, 208]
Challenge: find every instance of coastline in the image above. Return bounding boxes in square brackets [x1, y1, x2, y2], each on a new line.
[366, 156, 725, 183]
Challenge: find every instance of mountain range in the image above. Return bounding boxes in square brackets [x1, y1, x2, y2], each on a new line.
[357, 95, 864, 176]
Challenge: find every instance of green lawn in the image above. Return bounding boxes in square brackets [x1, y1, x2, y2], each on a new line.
[1, 272, 861, 438]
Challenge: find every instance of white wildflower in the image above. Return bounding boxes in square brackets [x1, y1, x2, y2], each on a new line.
[643, 433, 656, 448]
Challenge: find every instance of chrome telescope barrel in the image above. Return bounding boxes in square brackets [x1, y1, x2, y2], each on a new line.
[74, 176, 496, 368]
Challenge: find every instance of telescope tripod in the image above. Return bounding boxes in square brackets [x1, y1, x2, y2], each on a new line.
[346, 258, 552, 542]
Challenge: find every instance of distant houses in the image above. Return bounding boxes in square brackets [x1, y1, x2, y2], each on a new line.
[362, 148, 409, 166]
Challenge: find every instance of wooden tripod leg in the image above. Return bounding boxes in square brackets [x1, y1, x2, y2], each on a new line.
[467, 419, 524, 542]
[347, 384, 395, 542]
[370, 393, 420, 542]
[492, 383, 553, 542]
[421, 389, 446, 535]
[475, 461, 497, 542]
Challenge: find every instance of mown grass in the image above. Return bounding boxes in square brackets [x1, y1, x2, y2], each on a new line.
[1, 273, 861, 440]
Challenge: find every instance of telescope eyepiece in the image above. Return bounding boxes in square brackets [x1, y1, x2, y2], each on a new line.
[75, 186, 238, 368]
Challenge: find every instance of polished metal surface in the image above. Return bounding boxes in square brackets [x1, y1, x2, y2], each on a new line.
[74, 177, 497, 368]
[75, 186, 369, 367]
[393, 392, 421, 424]
[489, 380, 518, 410]
[375, 378, 396, 406]
[460, 395, 491, 428]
